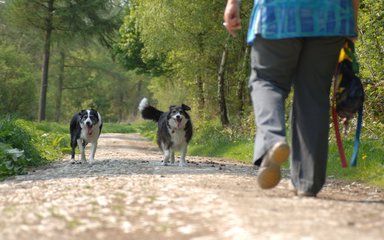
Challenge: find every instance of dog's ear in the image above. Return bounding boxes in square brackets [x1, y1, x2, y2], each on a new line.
[181, 104, 191, 111]
[79, 109, 89, 117]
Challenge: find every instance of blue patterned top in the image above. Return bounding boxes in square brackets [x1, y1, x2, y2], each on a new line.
[247, 0, 357, 44]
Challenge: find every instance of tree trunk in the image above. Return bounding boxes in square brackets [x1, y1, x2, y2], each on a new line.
[195, 32, 206, 118]
[195, 74, 205, 116]
[55, 50, 65, 122]
[133, 79, 142, 117]
[38, 0, 54, 121]
[237, 46, 250, 117]
[118, 78, 125, 122]
[218, 41, 230, 127]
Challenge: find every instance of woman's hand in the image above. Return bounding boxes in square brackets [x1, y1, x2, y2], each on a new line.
[223, 0, 241, 37]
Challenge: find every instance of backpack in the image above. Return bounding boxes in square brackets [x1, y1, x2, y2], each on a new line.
[332, 39, 364, 167]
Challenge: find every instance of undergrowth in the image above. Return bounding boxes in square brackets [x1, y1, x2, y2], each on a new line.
[0, 119, 139, 179]
[1, 117, 382, 187]
[328, 138, 384, 186]
[0, 118, 65, 178]
[188, 120, 254, 163]
[136, 119, 384, 188]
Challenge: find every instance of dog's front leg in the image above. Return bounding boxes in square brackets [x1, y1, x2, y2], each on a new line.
[170, 150, 175, 164]
[89, 141, 98, 164]
[163, 148, 171, 166]
[179, 145, 187, 167]
[77, 139, 86, 162]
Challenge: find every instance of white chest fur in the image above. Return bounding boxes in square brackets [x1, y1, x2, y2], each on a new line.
[168, 128, 187, 150]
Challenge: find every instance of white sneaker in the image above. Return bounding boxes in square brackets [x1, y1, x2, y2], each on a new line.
[257, 142, 290, 189]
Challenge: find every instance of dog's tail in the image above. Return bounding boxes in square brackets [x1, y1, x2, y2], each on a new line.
[138, 98, 163, 122]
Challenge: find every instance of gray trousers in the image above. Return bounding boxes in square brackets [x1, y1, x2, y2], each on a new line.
[249, 37, 344, 194]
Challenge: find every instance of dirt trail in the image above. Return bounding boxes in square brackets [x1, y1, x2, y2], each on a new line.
[0, 133, 383, 240]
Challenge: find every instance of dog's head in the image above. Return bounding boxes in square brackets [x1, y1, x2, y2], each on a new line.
[79, 109, 101, 135]
[167, 104, 191, 129]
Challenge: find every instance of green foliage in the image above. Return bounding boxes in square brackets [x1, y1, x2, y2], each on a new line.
[136, 118, 254, 162]
[46, 46, 150, 122]
[34, 121, 69, 134]
[0, 142, 30, 176]
[114, 4, 166, 75]
[0, 119, 141, 178]
[137, 117, 383, 187]
[0, 43, 38, 119]
[147, 76, 192, 111]
[121, 0, 237, 113]
[0, 118, 64, 177]
[356, 0, 384, 132]
[5, 0, 122, 47]
[2, 0, 127, 122]
[15, 120, 65, 162]
[188, 120, 253, 162]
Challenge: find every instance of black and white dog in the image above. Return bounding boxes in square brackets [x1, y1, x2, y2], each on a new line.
[70, 109, 103, 164]
[138, 98, 193, 166]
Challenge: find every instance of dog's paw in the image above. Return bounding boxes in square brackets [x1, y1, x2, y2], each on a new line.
[179, 162, 186, 167]
[70, 159, 82, 164]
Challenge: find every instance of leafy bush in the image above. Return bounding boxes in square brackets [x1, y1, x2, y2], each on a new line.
[33, 121, 71, 153]
[0, 142, 30, 176]
[0, 118, 64, 178]
[0, 118, 39, 176]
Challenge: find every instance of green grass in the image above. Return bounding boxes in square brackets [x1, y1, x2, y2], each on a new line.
[186, 120, 254, 163]
[34, 121, 137, 134]
[138, 120, 384, 188]
[327, 138, 384, 186]
[189, 136, 253, 163]
[35, 121, 137, 154]
[132, 121, 157, 141]
[1, 118, 383, 187]
[102, 122, 137, 133]
[135, 119, 255, 163]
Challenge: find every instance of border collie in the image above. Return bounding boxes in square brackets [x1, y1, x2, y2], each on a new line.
[138, 98, 193, 166]
[70, 109, 103, 164]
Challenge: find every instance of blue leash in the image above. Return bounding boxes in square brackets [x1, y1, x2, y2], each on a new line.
[350, 107, 363, 167]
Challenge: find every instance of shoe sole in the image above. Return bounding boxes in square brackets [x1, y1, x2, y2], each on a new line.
[268, 142, 290, 165]
[257, 142, 290, 189]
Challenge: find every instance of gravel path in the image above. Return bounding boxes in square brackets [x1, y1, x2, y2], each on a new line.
[0, 133, 383, 240]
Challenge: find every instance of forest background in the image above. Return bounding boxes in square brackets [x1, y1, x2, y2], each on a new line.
[0, 0, 383, 184]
